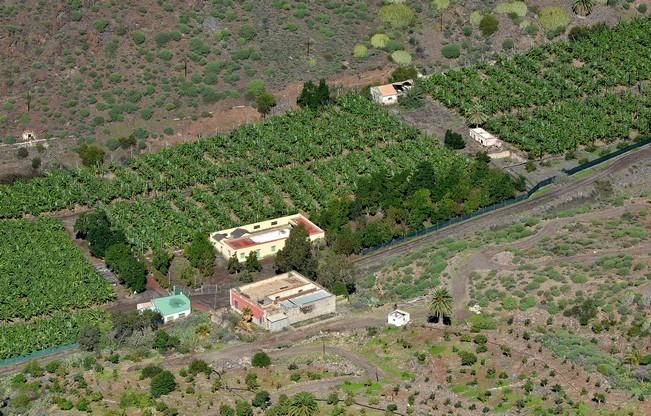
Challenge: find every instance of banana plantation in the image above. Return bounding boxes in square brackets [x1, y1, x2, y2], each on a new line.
[103, 135, 468, 249]
[0, 218, 114, 359]
[424, 18, 651, 153]
[0, 95, 421, 218]
[0, 309, 109, 360]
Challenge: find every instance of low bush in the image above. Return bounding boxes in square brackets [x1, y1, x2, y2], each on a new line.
[502, 38, 514, 50]
[353, 44, 368, 59]
[371, 33, 390, 48]
[441, 44, 461, 59]
[391, 50, 412, 65]
[538, 7, 569, 32]
[379, 4, 416, 28]
[479, 15, 499, 36]
[252, 351, 271, 368]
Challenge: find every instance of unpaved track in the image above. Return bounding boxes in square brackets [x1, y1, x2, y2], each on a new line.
[354, 144, 651, 271]
[448, 201, 651, 318]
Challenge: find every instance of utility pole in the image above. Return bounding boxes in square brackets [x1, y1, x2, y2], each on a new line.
[306, 38, 311, 58]
[184, 58, 188, 79]
[27, 89, 31, 112]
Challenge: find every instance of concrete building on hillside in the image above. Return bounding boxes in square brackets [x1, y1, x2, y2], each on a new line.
[137, 292, 192, 324]
[230, 271, 336, 331]
[469, 127, 502, 148]
[388, 309, 410, 327]
[209, 214, 324, 261]
[370, 80, 414, 105]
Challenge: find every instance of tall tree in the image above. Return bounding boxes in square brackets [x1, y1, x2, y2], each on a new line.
[274, 225, 317, 278]
[429, 288, 453, 323]
[245, 251, 262, 272]
[184, 233, 216, 275]
[75, 210, 128, 258]
[297, 79, 331, 110]
[256, 92, 276, 117]
[390, 66, 418, 82]
[152, 247, 172, 275]
[316, 251, 356, 291]
[287, 392, 319, 416]
[78, 325, 101, 352]
[444, 129, 465, 149]
[227, 254, 242, 274]
[77, 143, 105, 168]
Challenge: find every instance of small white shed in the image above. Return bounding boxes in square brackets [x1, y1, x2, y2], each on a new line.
[469, 128, 501, 147]
[370, 80, 414, 105]
[388, 309, 410, 327]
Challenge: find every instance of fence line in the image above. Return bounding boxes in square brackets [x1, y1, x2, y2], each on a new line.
[0, 343, 77, 368]
[562, 137, 651, 175]
[362, 138, 651, 254]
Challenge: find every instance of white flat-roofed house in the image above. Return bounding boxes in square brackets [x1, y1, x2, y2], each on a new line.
[210, 213, 324, 262]
[469, 128, 502, 148]
[388, 309, 410, 327]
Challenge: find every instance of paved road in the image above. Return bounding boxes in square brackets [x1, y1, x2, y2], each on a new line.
[353, 144, 651, 271]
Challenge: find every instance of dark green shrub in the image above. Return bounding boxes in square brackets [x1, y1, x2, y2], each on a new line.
[188, 359, 211, 376]
[441, 44, 461, 59]
[444, 130, 465, 149]
[131, 31, 145, 45]
[479, 15, 499, 36]
[502, 38, 514, 50]
[150, 370, 177, 397]
[252, 352, 271, 368]
[141, 365, 163, 379]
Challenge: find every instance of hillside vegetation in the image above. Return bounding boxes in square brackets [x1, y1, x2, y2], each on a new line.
[0, 0, 640, 174]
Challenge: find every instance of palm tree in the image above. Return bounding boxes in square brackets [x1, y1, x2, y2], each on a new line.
[429, 288, 453, 324]
[287, 392, 319, 416]
[466, 101, 488, 127]
[572, 0, 594, 16]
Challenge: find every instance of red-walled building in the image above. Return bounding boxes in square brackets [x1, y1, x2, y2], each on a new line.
[229, 271, 335, 331]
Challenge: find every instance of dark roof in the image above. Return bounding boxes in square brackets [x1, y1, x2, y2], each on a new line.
[230, 228, 249, 238]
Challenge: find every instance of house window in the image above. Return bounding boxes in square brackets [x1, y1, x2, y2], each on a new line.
[271, 221, 278, 226]
[240, 252, 246, 259]
[253, 225, 260, 230]
[178, 313, 185, 319]
[271, 245, 276, 252]
[256, 249, 261, 258]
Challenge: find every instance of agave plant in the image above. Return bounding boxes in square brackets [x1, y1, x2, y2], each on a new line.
[572, 0, 594, 16]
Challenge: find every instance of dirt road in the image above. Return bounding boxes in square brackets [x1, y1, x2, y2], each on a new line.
[447, 201, 650, 318]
